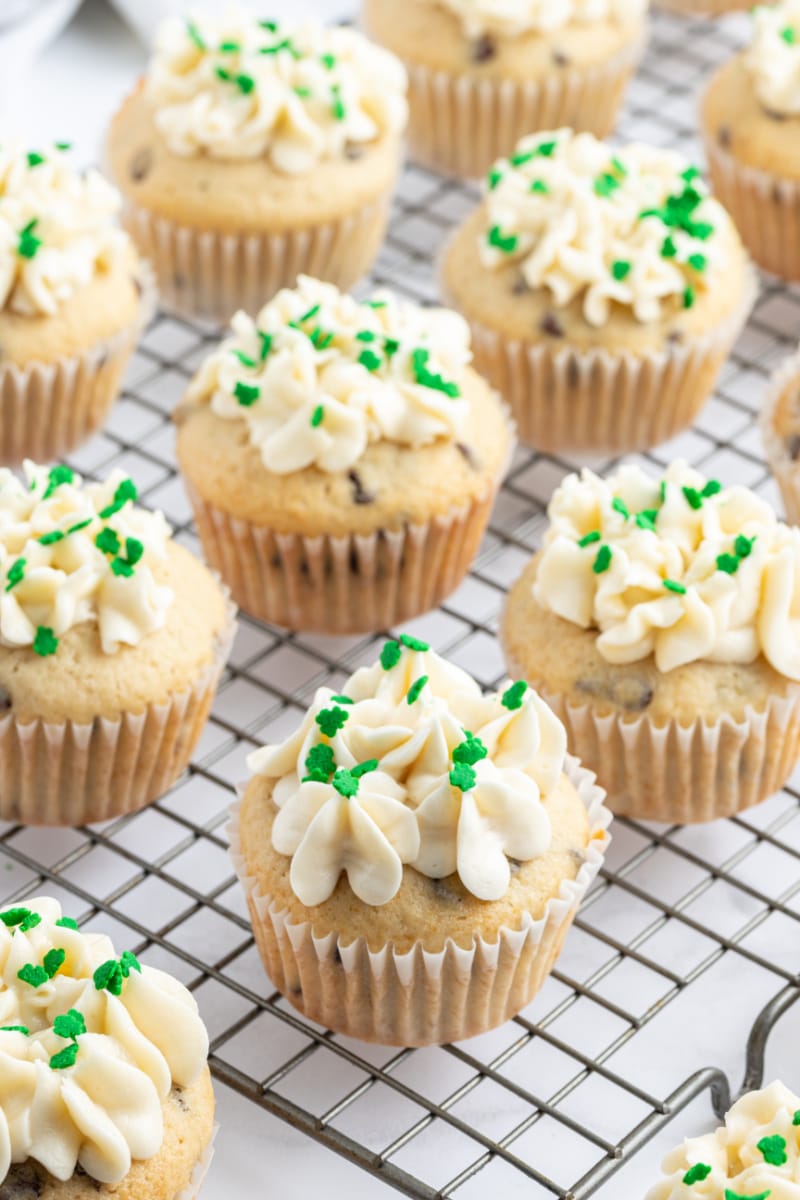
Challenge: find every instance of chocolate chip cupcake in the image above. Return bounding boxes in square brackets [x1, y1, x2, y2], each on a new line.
[230, 638, 610, 1045]
[762, 347, 800, 525]
[441, 128, 756, 453]
[106, 9, 407, 322]
[657, 0, 754, 15]
[362, 0, 648, 179]
[0, 141, 153, 465]
[702, 0, 800, 281]
[0, 896, 215, 1200]
[0, 461, 235, 825]
[176, 275, 512, 634]
[501, 461, 800, 824]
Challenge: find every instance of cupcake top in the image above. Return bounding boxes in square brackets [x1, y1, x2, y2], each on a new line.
[646, 1081, 800, 1199]
[533, 460, 800, 677]
[0, 461, 173, 658]
[0, 142, 127, 318]
[0, 896, 208, 1186]
[745, 1, 800, 118]
[437, 0, 647, 38]
[187, 275, 475, 475]
[481, 129, 731, 327]
[247, 636, 567, 904]
[145, 8, 408, 173]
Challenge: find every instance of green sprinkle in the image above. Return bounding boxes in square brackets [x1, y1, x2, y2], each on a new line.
[380, 640, 401, 670]
[661, 235, 677, 259]
[682, 486, 703, 510]
[355, 330, 377, 342]
[611, 261, 631, 281]
[110, 558, 133, 578]
[310, 327, 334, 350]
[259, 20, 278, 31]
[683, 286, 696, 309]
[99, 478, 137, 519]
[95, 527, 121, 557]
[682, 166, 702, 183]
[298, 303, 321, 324]
[219, 40, 240, 52]
[530, 180, 549, 194]
[37, 530, 65, 545]
[234, 350, 257, 368]
[294, 86, 312, 98]
[68, 518, 93, 534]
[611, 156, 628, 177]
[682, 1164, 712, 1185]
[531, 139, 556, 157]
[316, 706, 350, 738]
[44, 948, 65, 978]
[578, 530, 602, 547]
[42, 465, 74, 500]
[702, 479, 722, 497]
[332, 768, 359, 799]
[0, 908, 40, 931]
[453, 734, 488, 765]
[125, 538, 143, 567]
[234, 381, 261, 407]
[5, 558, 25, 592]
[1, 1025, 29, 1035]
[186, 20, 206, 50]
[663, 579, 687, 594]
[351, 759, 379, 779]
[636, 509, 659, 532]
[330, 695, 353, 705]
[303, 743, 336, 784]
[594, 172, 620, 198]
[320, 52, 337, 69]
[411, 347, 460, 398]
[400, 633, 430, 651]
[54, 141, 72, 152]
[611, 497, 630, 519]
[793, 1109, 800, 1125]
[331, 85, 346, 121]
[487, 225, 518, 254]
[358, 349, 382, 372]
[120, 950, 141, 977]
[688, 253, 707, 272]
[310, 404, 324, 428]
[53, 1009, 86, 1041]
[406, 676, 429, 705]
[716, 553, 740, 575]
[593, 545, 613, 574]
[93, 959, 124, 996]
[449, 763, 476, 792]
[735, 534, 756, 559]
[757, 1135, 787, 1166]
[509, 149, 537, 167]
[723, 1192, 771, 1200]
[55, 917, 79, 930]
[33, 626, 58, 657]
[26, 152, 45, 168]
[215, 66, 255, 94]
[384, 337, 400, 358]
[18, 218, 42, 260]
[487, 167, 503, 190]
[781, 25, 797, 44]
[50, 1043, 79, 1070]
[258, 331, 273, 361]
[17, 964, 48, 988]
[501, 680, 528, 711]
[363, 299, 387, 309]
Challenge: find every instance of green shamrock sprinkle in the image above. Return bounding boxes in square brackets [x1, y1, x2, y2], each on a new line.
[663, 579, 687, 594]
[303, 743, 336, 783]
[487, 167, 503, 190]
[723, 1192, 771, 1200]
[400, 633, 430, 652]
[358, 349, 382, 372]
[661, 235, 677, 259]
[93, 951, 140, 995]
[757, 1135, 787, 1166]
[351, 759, 379, 779]
[688, 253, 707, 272]
[578, 530, 602, 547]
[682, 1164, 712, 1185]
[120, 951, 141, 976]
[315, 706, 350, 738]
[1, 1025, 29, 1035]
[17, 218, 41, 260]
[234, 350, 257, 368]
[331, 769, 359, 798]
[258, 331, 273, 361]
[55, 917, 79, 930]
[682, 486, 704, 511]
[593, 545, 613, 574]
[234, 381, 260, 407]
[42, 464, 74, 500]
[320, 52, 336, 69]
[310, 405, 324, 428]
[219, 40, 241, 53]
[53, 1009, 86, 1041]
[530, 180, 550, 195]
[215, 66, 255, 94]
[33, 626, 58, 657]
[356, 330, 376, 342]
[50, 1043, 79, 1070]
[380, 640, 402, 670]
[735, 534, 756, 559]
[330, 695, 353, 705]
[501, 680, 528, 711]
[5, 558, 25, 592]
[453, 734, 488, 766]
[449, 763, 476, 792]
[17, 964, 48, 989]
[99, 479, 137, 519]
[792, 1109, 800, 1125]
[96, 527, 121, 556]
[411, 348, 461, 398]
[636, 509, 659, 532]
[611, 260, 631, 281]
[0, 907, 41, 931]
[298, 303, 321, 324]
[594, 172, 620, 198]
[26, 151, 45, 168]
[702, 479, 722, 497]
[611, 497, 630, 519]
[487, 225, 518, 254]
[331, 85, 346, 121]
[186, 20, 206, 50]
[44, 948, 65, 977]
[683, 286, 696, 309]
[38, 530, 65, 545]
[406, 676, 429, 705]
[781, 25, 797, 44]
[716, 553, 740, 575]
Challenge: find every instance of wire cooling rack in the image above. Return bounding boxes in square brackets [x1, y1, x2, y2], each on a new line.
[4, 8, 800, 1199]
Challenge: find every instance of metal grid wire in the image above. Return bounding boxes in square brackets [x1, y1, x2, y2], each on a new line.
[4, 7, 800, 1199]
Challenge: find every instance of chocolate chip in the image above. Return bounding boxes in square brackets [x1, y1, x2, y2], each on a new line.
[129, 147, 153, 183]
[471, 33, 496, 62]
[667, 330, 684, 346]
[348, 469, 375, 506]
[172, 1087, 189, 1111]
[540, 312, 565, 338]
[512, 276, 530, 296]
[552, 49, 571, 67]
[430, 876, 463, 902]
[576, 676, 654, 713]
[764, 108, 789, 122]
[1, 1165, 44, 1198]
[456, 441, 480, 469]
[786, 434, 800, 461]
[718, 125, 732, 150]
[345, 143, 364, 161]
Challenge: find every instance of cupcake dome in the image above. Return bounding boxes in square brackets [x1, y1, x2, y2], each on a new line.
[502, 460, 800, 823]
[106, 8, 408, 322]
[702, 0, 800, 280]
[362, 0, 648, 178]
[441, 128, 755, 453]
[176, 275, 512, 634]
[762, 347, 800, 525]
[0, 142, 151, 464]
[0, 896, 214, 1198]
[231, 637, 610, 1045]
[0, 462, 234, 825]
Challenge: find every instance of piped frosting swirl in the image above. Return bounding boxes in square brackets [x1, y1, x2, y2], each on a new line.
[745, 1, 800, 118]
[437, 0, 647, 38]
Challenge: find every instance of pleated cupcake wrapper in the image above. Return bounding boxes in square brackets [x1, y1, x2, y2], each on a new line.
[761, 349, 800, 526]
[0, 591, 236, 826]
[229, 755, 610, 1046]
[0, 260, 157, 467]
[704, 136, 800, 283]
[657, 0, 753, 14]
[174, 1123, 219, 1200]
[454, 264, 757, 454]
[123, 196, 391, 325]
[403, 36, 644, 181]
[504, 647, 800, 824]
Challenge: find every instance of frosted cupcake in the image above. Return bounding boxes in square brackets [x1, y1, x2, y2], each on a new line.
[176, 275, 512, 634]
[0, 461, 235, 825]
[762, 348, 800, 525]
[361, 0, 647, 179]
[441, 129, 756, 453]
[231, 638, 610, 1045]
[501, 461, 800, 824]
[0, 141, 152, 464]
[107, 9, 407, 322]
[657, 0, 753, 15]
[702, 1, 800, 281]
[0, 896, 214, 1199]
[646, 1081, 800, 1199]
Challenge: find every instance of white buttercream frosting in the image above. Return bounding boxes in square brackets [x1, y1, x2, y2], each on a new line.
[438, 0, 647, 38]
[481, 129, 729, 327]
[534, 460, 800, 678]
[146, 8, 407, 172]
[0, 461, 173, 657]
[646, 1081, 800, 1199]
[0, 142, 127, 317]
[188, 275, 473, 475]
[248, 637, 566, 904]
[745, 1, 800, 118]
[0, 896, 208, 1187]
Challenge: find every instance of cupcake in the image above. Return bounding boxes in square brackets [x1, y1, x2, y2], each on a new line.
[106, 8, 407, 323]
[0, 461, 235, 825]
[441, 128, 756, 454]
[0, 895, 214, 1199]
[176, 275, 512, 634]
[361, 0, 648, 179]
[762, 348, 800, 525]
[646, 1081, 800, 1199]
[501, 460, 800, 824]
[702, 1, 800, 282]
[441, 127, 762, 453]
[0, 141, 152, 465]
[657, 0, 753, 15]
[230, 637, 610, 1046]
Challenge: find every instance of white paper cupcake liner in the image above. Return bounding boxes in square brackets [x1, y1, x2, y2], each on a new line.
[503, 647, 800, 824]
[704, 136, 800, 283]
[228, 755, 611, 1046]
[0, 260, 156, 466]
[174, 1123, 218, 1200]
[123, 197, 391, 325]
[457, 265, 757, 454]
[657, 0, 754, 14]
[0, 591, 236, 826]
[403, 36, 644, 180]
[761, 349, 800, 526]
